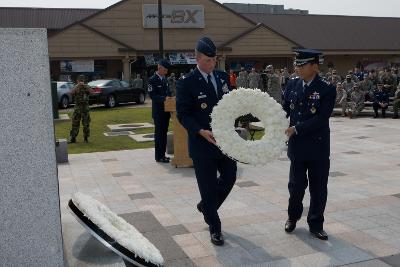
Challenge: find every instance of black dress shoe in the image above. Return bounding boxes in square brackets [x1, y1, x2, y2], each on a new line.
[196, 202, 203, 213]
[285, 219, 297, 233]
[310, 229, 328, 240]
[68, 137, 76, 144]
[156, 157, 170, 163]
[84, 137, 88, 143]
[210, 232, 224, 246]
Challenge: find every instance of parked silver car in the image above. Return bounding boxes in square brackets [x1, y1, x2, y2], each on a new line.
[53, 81, 75, 109]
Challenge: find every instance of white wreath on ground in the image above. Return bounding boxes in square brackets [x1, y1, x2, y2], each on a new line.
[71, 192, 164, 267]
[211, 88, 288, 165]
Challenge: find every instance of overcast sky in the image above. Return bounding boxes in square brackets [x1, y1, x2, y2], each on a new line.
[0, 0, 399, 17]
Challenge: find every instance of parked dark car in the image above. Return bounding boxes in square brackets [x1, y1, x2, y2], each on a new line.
[87, 79, 146, 108]
[53, 81, 75, 109]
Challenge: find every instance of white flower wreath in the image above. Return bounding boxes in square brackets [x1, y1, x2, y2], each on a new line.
[211, 88, 288, 165]
[71, 192, 164, 266]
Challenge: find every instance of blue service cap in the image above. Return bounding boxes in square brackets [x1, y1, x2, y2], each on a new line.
[158, 59, 171, 69]
[293, 48, 324, 66]
[196, 37, 216, 57]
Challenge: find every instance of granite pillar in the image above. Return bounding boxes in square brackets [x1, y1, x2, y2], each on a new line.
[0, 28, 64, 266]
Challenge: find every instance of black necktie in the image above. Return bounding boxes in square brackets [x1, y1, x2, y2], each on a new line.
[207, 74, 217, 96]
[303, 84, 309, 94]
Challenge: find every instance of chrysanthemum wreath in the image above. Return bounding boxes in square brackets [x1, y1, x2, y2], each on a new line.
[211, 88, 288, 165]
[70, 192, 164, 267]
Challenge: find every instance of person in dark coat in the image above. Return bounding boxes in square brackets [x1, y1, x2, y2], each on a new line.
[282, 49, 336, 240]
[176, 37, 236, 246]
[372, 83, 390, 118]
[148, 59, 172, 163]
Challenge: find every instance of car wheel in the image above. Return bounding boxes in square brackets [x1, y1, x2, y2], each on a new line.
[106, 94, 116, 108]
[136, 92, 145, 104]
[60, 95, 69, 109]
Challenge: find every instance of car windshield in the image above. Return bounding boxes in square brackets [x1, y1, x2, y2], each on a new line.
[120, 81, 130, 88]
[88, 80, 110, 87]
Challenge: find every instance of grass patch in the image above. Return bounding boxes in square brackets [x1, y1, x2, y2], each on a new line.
[55, 106, 265, 154]
[55, 107, 156, 154]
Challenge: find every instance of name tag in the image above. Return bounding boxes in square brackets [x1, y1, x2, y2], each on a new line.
[198, 95, 207, 99]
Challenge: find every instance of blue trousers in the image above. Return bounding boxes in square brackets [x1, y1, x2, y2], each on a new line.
[192, 157, 237, 234]
[288, 159, 330, 231]
[153, 112, 170, 160]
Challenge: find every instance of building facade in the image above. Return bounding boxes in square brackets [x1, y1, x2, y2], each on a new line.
[2, 1, 399, 81]
[47, 0, 300, 81]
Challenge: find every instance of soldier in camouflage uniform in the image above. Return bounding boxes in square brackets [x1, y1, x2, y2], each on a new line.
[248, 67, 260, 89]
[236, 70, 248, 88]
[359, 73, 375, 101]
[335, 82, 347, 117]
[69, 75, 92, 143]
[239, 67, 248, 84]
[381, 68, 396, 95]
[347, 70, 359, 83]
[328, 70, 341, 86]
[369, 70, 379, 86]
[392, 68, 399, 87]
[342, 74, 355, 99]
[347, 84, 365, 118]
[267, 68, 282, 104]
[167, 73, 177, 96]
[325, 67, 333, 81]
[262, 65, 273, 91]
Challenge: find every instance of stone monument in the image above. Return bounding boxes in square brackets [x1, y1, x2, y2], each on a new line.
[0, 29, 64, 266]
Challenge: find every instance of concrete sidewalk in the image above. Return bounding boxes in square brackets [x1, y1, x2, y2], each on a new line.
[59, 116, 400, 267]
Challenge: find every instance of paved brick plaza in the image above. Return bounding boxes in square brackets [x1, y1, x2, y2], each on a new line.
[59, 117, 400, 267]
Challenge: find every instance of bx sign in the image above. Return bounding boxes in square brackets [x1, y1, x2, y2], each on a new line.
[143, 5, 205, 28]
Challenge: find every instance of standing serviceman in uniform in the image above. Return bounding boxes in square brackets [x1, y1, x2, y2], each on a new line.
[248, 67, 260, 89]
[148, 59, 172, 163]
[283, 49, 336, 240]
[69, 75, 92, 143]
[176, 37, 236, 246]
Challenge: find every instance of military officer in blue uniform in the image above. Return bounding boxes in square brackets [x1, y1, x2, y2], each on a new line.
[148, 59, 172, 163]
[176, 37, 236, 246]
[283, 49, 336, 240]
[372, 83, 390, 118]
